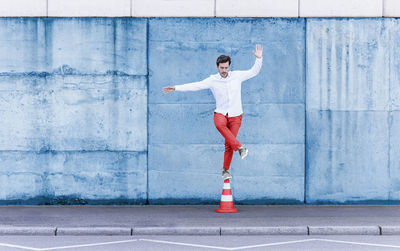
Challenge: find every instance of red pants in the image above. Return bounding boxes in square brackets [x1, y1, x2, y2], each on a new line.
[214, 112, 243, 170]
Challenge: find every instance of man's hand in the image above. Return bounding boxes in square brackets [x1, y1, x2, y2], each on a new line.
[253, 44, 263, 59]
[163, 86, 175, 94]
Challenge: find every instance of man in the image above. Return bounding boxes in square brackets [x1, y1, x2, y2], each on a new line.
[163, 45, 263, 180]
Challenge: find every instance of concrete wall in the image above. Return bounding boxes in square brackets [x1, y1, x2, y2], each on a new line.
[0, 17, 399, 205]
[306, 18, 400, 204]
[0, 18, 148, 204]
[0, 0, 399, 18]
[148, 18, 305, 204]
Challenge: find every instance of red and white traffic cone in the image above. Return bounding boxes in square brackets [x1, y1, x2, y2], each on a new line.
[216, 179, 238, 213]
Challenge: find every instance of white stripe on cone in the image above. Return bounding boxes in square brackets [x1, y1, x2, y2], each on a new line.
[223, 183, 231, 189]
[221, 195, 233, 202]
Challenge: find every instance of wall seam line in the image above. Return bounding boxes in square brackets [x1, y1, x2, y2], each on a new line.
[146, 18, 150, 205]
[304, 17, 307, 204]
[214, 0, 217, 17]
[46, 0, 49, 17]
[388, 18, 392, 201]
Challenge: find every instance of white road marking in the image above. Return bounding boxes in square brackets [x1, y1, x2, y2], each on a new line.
[230, 239, 318, 250]
[39, 239, 138, 250]
[137, 238, 400, 250]
[0, 239, 138, 251]
[1, 237, 400, 251]
[139, 238, 232, 250]
[140, 238, 319, 250]
[0, 242, 41, 250]
[317, 238, 400, 249]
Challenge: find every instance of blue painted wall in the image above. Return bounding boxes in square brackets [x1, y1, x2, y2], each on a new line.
[0, 18, 148, 204]
[306, 18, 399, 204]
[148, 18, 305, 204]
[0, 17, 397, 205]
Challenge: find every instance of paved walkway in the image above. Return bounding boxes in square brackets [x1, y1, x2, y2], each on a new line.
[0, 205, 399, 235]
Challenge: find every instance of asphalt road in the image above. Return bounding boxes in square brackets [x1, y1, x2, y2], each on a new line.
[1, 235, 400, 251]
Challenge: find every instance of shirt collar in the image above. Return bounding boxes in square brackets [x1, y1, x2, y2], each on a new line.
[218, 72, 230, 80]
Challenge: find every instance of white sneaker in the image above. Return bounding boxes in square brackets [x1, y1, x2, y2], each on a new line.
[238, 146, 248, 160]
[222, 168, 232, 180]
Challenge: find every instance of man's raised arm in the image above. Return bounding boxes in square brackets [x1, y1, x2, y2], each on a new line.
[237, 44, 263, 82]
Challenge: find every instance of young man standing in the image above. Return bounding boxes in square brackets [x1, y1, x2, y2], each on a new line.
[163, 45, 263, 180]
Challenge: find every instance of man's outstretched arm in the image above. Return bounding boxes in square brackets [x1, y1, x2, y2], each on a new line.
[237, 44, 263, 81]
[162, 78, 211, 94]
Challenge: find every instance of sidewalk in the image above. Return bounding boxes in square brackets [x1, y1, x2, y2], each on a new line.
[0, 205, 399, 235]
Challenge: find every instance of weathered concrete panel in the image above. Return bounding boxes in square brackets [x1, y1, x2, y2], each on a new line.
[389, 111, 400, 200]
[149, 144, 304, 176]
[148, 104, 217, 144]
[148, 144, 220, 203]
[149, 171, 220, 203]
[0, 151, 147, 203]
[241, 104, 304, 144]
[0, 75, 147, 151]
[228, 143, 304, 203]
[0, 17, 149, 205]
[149, 18, 305, 105]
[0, 18, 47, 73]
[149, 144, 223, 174]
[48, 18, 147, 75]
[230, 144, 304, 177]
[307, 18, 389, 111]
[0, 18, 147, 75]
[148, 18, 305, 203]
[148, 142, 304, 203]
[389, 19, 400, 111]
[233, 176, 304, 204]
[306, 111, 389, 203]
[305, 18, 399, 204]
[0, 172, 42, 200]
[149, 104, 304, 144]
[388, 19, 400, 201]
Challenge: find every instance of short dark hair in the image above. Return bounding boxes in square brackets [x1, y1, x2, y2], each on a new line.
[216, 55, 231, 66]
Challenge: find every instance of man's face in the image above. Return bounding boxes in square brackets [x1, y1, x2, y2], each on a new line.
[217, 62, 230, 78]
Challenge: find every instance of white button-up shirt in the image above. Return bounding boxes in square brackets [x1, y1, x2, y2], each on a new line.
[174, 57, 262, 117]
